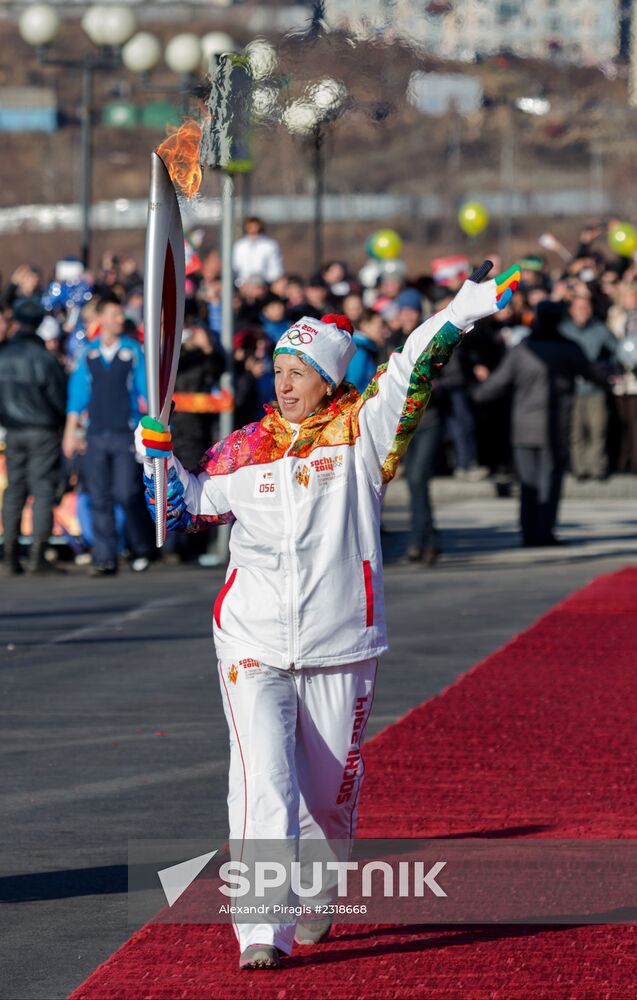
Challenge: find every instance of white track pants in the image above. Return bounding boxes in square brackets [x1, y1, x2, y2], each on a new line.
[217, 656, 378, 954]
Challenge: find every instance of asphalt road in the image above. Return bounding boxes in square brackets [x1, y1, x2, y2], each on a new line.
[1, 489, 636, 1000]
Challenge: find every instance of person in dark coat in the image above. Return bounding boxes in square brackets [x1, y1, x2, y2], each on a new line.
[472, 301, 605, 547]
[171, 321, 225, 470]
[397, 292, 445, 565]
[231, 328, 269, 429]
[164, 320, 225, 562]
[0, 299, 67, 574]
[559, 291, 617, 480]
[462, 312, 512, 477]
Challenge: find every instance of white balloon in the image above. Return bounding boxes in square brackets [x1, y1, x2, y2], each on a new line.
[18, 4, 60, 46]
[165, 33, 203, 75]
[359, 260, 382, 288]
[122, 32, 162, 74]
[380, 259, 407, 278]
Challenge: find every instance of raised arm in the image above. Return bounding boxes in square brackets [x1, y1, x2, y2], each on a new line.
[354, 265, 520, 485]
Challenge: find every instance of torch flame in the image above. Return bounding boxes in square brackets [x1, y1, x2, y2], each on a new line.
[155, 120, 203, 199]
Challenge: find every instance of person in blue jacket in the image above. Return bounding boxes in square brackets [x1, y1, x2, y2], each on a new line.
[344, 308, 391, 393]
[62, 297, 151, 575]
[259, 293, 289, 344]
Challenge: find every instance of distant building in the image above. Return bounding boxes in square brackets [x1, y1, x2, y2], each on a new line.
[326, 0, 621, 65]
[407, 72, 483, 116]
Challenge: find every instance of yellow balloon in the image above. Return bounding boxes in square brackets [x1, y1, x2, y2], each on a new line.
[608, 223, 637, 258]
[369, 229, 403, 260]
[458, 201, 489, 237]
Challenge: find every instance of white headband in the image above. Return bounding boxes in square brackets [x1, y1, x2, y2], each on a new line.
[274, 315, 357, 387]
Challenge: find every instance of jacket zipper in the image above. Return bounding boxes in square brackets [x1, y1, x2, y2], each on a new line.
[282, 427, 299, 669]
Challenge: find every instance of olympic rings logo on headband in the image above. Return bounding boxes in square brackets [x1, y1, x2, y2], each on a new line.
[285, 324, 316, 346]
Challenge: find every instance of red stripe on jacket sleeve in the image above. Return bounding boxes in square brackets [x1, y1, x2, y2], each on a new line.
[363, 560, 374, 627]
[214, 568, 238, 629]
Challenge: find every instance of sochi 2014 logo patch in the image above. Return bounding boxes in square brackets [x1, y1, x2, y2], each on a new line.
[295, 464, 310, 489]
[227, 663, 238, 685]
[240, 658, 263, 679]
[310, 454, 344, 474]
[310, 453, 344, 487]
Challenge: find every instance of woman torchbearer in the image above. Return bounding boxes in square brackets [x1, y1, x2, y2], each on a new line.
[136, 264, 519, 970]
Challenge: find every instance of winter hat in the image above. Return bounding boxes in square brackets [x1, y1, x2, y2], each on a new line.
[273, 314, 357, 388]
[14, 297, 45, 330]
[395, 288, 423, 312]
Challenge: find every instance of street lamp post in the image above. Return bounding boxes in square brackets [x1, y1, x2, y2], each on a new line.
[312, 125, 325, 272]
[124, 33, 194, 115]
[123, 30, 239, 121]
[19, 3, 137, 268]
[282, 78, 347, 273]
[79, 64, 94, 270]
[118, 27, 241, 567]
[19, 10, 236, 266]
[164, 34, 204, 116]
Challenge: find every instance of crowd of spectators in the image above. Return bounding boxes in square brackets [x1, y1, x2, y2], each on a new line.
[1, 216, 637, 573]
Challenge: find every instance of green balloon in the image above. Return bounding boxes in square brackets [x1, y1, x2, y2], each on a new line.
[369, 229, 403, 260]
[608, 223, 637, 258]
[365, 235, 379, 260]
[458, 201, 489, 237]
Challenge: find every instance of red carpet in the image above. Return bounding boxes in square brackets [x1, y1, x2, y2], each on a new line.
[69, 569, 637, 999]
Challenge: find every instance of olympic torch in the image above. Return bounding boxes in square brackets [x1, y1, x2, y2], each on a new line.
[143, 152, 186, 547]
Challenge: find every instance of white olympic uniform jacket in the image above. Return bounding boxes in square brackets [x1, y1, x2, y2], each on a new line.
[145, 281, 505, 670]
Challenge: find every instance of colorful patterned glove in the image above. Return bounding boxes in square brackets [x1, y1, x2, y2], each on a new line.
[143, 465, 192, 532]
[137, 416, 173, 460]
[446, 264, 521, 331]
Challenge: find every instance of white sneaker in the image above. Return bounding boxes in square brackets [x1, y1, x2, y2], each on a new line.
[464, 464, 490, 482]
[294, 917, 332, 945]
[131, 557, 150, 573]
[239, 944, 281, 970]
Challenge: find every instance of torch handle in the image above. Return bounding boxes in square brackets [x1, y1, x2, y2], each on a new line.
[153, 455, 167, 548]
[469, 259, 494, 283]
